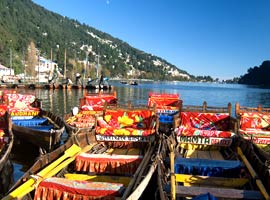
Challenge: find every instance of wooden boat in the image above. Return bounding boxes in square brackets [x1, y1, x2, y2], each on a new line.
[147, 92, 182, 134]
[3, 103, 160, 200]
[235, 102, 270, 155]
[129, 81, 138, 85]
[157, 101, 270, 200]
[64, 91, 117, 135]
[0, 105, 14, 197]
[3, 91, 65, 153]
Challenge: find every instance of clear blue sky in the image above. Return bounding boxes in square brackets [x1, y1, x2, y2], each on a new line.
[32, 0, 270, 80]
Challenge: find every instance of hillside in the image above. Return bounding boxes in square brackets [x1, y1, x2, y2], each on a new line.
[238, 60, 270, 86]
[0, 0, 191, 81]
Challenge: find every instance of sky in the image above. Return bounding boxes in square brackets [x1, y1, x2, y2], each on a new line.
[32, 0, 270, 80]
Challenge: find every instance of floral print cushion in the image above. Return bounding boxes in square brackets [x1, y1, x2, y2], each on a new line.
[176, 112, 233, 138]
[240, 112, 270, 130]
[147, 93, 181, 110]
[95, 109, 156, 136]
[82, 95, 117, 111]
[5, 93, 39, 116]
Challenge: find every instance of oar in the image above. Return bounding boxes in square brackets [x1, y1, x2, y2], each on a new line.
[3, 144, 81, 200]
[237, 147, 270, 200]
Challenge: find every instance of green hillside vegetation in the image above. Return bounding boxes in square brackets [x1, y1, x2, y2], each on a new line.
[0, 0, 193, 81]
[238, 60, 270, 86]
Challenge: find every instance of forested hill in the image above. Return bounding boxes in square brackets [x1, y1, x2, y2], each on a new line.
[238, 60, 270, 86]
[0, 0, 191, 81]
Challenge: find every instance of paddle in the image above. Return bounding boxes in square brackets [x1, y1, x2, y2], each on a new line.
[237, 147, 270, 200]
[2, 144, 82, 200]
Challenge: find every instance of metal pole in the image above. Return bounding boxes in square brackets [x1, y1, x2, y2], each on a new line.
[9, 49, 12, 75]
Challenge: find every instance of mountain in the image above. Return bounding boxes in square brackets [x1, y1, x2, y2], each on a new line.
[0, 0, 191, 81]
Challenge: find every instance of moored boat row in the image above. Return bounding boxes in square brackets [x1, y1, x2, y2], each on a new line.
[1, 82, 113, 91]
[157, 101, 270, 199]
[1, 90, 270, 199]
[3, 102, 161, 200]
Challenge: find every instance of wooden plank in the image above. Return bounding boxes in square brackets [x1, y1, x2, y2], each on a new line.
[113, 148, 128, 154]
[127, 148, 140, 155]
[196, 150, 211, 159]
[175, 174, 248, 188]
[209, 150, 224, 160]
[175, 185, 262, 199]
[185, 150, 223, 160]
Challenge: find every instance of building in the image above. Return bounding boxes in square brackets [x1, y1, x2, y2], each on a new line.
[35, 57, 63, 83]
[0, 63, 15, 83]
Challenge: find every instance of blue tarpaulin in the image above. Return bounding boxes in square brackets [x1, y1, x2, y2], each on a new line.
[175, 158, 243, 177]
[13, 118, 48, 127]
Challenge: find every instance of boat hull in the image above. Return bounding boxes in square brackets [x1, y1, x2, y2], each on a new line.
[0, 110, 14, 196]
[12, 110, 65, 152]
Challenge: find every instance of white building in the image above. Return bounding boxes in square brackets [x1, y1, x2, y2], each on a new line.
[0, 63, 15, 83]
[35, 57, 63, 83]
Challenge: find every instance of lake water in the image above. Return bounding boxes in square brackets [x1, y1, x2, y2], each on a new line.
[37, 81, 270, 117]
[10, 81, 270, 181]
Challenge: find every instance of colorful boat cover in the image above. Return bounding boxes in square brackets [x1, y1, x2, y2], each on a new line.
[81, 95, 117, 111]
[239, 112, 270, 144]
[176, 112, 233, 138]
[147, 92, 181, 111]
[148, 92, 181, 124]
[95, 109, 157, 137]
[34, 177, 124, 200]
[4, 92, 39, 117]
[176, 112, 234, 147]
[75, 153, 143, 175]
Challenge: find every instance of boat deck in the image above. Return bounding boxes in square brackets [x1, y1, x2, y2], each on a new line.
[185, 149, 224, 160]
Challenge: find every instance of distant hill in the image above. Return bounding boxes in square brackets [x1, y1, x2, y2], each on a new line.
[0, 0, 192, 81]
[238, 60, 270, 86]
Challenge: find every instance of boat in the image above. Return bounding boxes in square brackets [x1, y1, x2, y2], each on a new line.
[129, 80, 138, 85]
[157, 101, 270, 200]
[147, 92, 182, 134]
[3, 103, 160, 200]
[120, 80, 128, 84]
[64, 91, 117, 135]
[235, 102, 270, 154]
[0, 104, 14, 197]
[3, 91, 65, 153]
[235, 102, 270, 190]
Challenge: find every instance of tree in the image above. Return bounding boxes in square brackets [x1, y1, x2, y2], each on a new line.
[26, 41, 37, 78]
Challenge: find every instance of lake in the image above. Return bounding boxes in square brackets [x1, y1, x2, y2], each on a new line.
[37, 81, 270, 117]
[10, 81, 270, 181]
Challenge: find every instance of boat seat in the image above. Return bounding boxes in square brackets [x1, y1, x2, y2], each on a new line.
[238, 112, 270, 144]
[175, 157, 243, 178]
[12, 118, 48, 126]
[176, 112, 234, 139]
[174, 185, 262, 199]
[75, 153, 143, 175]
[95, 109, 157, 137]
[34, 177, 125, 200]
